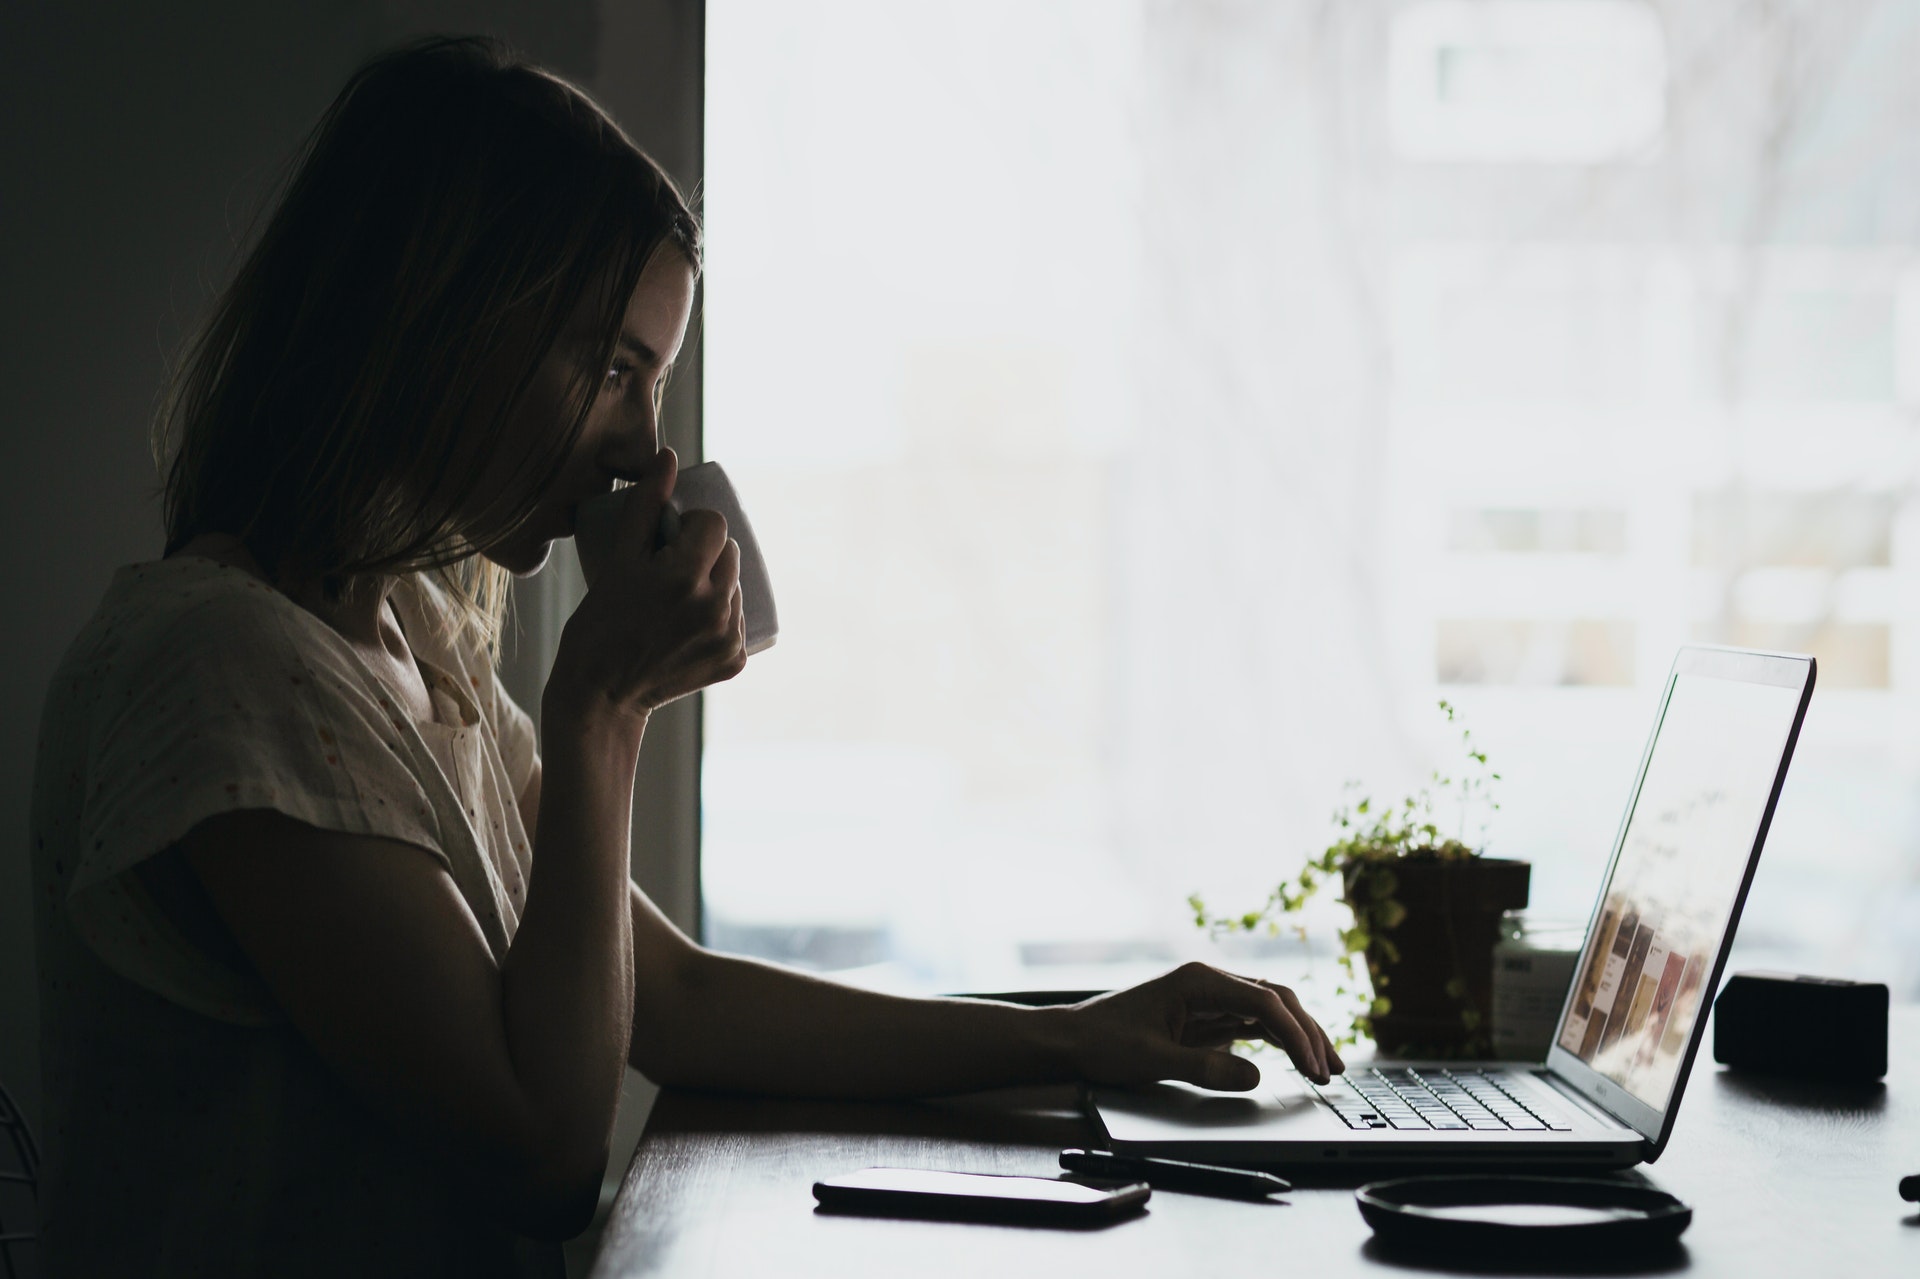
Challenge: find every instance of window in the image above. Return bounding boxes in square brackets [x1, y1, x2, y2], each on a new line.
[1388, 0, 1667, 163]
[703, 0, 1920, 1009]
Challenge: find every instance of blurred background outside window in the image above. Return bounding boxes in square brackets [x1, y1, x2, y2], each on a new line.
[700, 0, 1920, 1015]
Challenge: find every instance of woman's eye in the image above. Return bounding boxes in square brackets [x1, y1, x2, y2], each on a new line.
[605, 362, 633, 389]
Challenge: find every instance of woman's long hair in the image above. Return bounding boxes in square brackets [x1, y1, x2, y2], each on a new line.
[155, 36, 700, 654]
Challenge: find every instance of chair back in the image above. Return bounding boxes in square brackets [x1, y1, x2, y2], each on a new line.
[0, 1079, 39, 1279]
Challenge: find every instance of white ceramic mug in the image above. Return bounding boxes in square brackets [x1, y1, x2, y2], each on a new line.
[573, 460, 779, 655]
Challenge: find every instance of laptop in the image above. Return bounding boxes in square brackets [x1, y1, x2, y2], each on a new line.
[1089, 645, 1816, 1169]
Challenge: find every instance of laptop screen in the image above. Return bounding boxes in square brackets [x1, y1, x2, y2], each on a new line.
[1553, 663, 1806, 1112]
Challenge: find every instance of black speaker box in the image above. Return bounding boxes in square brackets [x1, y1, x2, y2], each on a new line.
[1712, 971, 1888, 1082]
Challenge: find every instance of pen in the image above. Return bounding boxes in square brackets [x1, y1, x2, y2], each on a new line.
[1060, 1148, 1291, 1199]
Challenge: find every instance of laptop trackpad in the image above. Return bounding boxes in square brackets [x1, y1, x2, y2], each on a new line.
[1092, 1069, 1341, 1143]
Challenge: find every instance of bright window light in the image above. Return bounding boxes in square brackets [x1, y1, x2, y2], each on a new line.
[1389, 0, 1667, 163]
[703, 0, 1920, 1010]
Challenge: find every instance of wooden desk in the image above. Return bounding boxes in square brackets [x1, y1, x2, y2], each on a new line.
[591, 1009, 1920, 1276]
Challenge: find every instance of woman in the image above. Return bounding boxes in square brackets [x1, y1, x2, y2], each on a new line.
[29, 37, 1339, 1277]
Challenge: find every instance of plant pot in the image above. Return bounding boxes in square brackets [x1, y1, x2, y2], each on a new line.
[1342, 856, 1531, 1057]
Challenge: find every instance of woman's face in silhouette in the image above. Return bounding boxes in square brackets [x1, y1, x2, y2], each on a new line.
[480, 248, 697, 576]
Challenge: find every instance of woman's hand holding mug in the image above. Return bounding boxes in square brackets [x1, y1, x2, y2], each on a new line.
[551, 448, 747, 722]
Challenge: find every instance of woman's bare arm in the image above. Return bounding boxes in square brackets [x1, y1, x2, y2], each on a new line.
[518, 760, 1339, 1099]
[626, 885, 1337, 1097]
[184, 699, 642, 1240]
[185, 454, 744, 1238]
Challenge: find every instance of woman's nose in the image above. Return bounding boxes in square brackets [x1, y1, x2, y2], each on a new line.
[598, 409, 660, 478]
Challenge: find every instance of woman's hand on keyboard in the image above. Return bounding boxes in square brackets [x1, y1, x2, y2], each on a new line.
[1060, 962, 1343, 1090]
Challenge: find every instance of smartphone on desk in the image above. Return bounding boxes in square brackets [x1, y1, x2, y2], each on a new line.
[813, 1168, 1150, 1226]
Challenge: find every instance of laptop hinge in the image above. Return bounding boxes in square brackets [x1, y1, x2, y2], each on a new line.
[1537, 1069, 1637, 1133]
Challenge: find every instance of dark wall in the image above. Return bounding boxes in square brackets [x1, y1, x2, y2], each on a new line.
[0, 0, 699, 1137]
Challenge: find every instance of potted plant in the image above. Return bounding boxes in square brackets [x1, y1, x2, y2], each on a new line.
[1190, 701, 1527, 1056]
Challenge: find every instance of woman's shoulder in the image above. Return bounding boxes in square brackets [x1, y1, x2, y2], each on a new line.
[78, 556, 327, 673]
[46, 556, 378, 739]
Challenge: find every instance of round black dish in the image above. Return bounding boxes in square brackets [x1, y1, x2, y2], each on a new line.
[1356, 1175, 1691, 1257]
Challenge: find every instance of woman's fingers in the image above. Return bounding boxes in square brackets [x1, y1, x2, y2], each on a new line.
[1182, 1016, 1257, 1049]
[709, 537, 742, 597]
[1264, 980, 1344, 1075]
[1176, 963, 1328, 1083]
[1064, 965, 1346, 1094]
[671, 507, 730, 573]
[556, 451, 759, 716]
[1181, 994, 1342, 1071]
[610, 448, 677, 555]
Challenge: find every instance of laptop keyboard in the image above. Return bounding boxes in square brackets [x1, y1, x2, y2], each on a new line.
[1309, 1067, 1575, 1133]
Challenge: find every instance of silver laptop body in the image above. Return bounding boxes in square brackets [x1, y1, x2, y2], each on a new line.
[1090, 646, 1816, 1169]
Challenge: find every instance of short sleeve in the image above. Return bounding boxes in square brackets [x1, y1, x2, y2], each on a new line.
[68, 582, 450, 1024]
